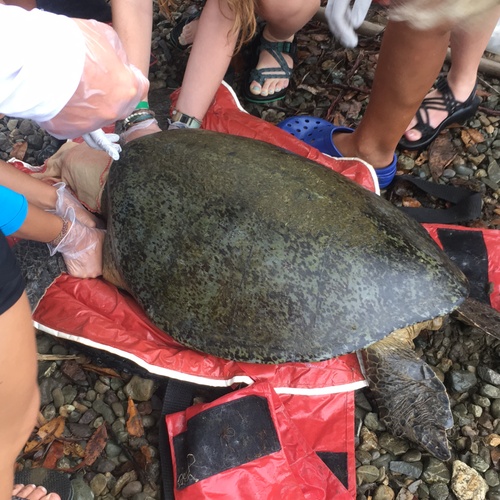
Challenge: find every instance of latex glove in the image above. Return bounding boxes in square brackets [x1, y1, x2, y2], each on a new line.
[47, 206, 105, 278]
[52, 182, 103, 228]
[82, 129, 122, 160]
[38, 18, 149, 139]
[325, 0, 372, 48]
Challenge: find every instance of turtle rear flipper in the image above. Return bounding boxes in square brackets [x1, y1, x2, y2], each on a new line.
[363, 330, 453, 461]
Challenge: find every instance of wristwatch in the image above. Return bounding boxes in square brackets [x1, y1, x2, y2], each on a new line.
[171, 110, 202, 129]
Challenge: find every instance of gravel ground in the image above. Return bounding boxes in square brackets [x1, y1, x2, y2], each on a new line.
[4, 2, 500, 499]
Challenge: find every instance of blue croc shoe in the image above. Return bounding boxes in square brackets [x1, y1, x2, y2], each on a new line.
[277, 115, 397, 189]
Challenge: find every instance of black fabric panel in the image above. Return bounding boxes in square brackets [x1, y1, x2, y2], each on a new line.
[316, 451, 349, 489]
[36, 0, 112, 22]
[438, 228, 490, 305]
[173, 395, 281, 489]
[0, 232, 25, 315]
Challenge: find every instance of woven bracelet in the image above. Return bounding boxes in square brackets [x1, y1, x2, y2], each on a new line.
[48, 217, 71, 247]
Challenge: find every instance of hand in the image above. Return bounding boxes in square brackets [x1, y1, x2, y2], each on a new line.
[52, 182, 103, 228]
[39, 18, 149, 139]
[325, 0, 371, 48]
[47, 207, 105, 278]
[82, 129, 121, 161]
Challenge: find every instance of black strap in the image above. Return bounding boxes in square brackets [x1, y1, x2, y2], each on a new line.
[396, 175, 482, 224]
[159, 379, 198, 500]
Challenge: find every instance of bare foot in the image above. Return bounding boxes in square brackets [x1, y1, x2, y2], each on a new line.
[178, 18, 199, 47]
[249, 27, 295, 98]
[12, 483, 61, 500]
[403, 79, 476, 143]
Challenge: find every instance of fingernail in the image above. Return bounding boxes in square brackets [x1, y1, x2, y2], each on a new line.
[251, 86, 260, 93]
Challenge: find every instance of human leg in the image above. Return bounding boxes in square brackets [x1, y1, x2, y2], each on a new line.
[402, 6, 500, 146]
[175, 0, 238, 122]
[332, 19, 451, 169]
[0, 235, 43, 500]
[247, 0, 320, 98]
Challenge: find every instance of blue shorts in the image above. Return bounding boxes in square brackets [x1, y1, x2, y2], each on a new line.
[0, 231, 25, 315]
[36, 0, 112, 22]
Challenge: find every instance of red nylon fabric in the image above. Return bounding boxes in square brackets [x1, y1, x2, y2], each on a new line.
[166, 382, 353, 499]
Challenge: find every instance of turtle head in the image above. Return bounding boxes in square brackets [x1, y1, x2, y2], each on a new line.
[413, 424, 451, 461]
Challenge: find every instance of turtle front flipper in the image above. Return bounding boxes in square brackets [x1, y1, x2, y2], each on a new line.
[362, 325, 453, 461]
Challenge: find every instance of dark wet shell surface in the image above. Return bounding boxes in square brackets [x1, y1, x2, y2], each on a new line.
[102, 130, 468, 363]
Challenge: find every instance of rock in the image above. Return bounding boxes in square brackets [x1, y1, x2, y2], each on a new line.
[422, 458, 450, 484]
[429, 482, 449, 499]
[70, 475, 94, 500]
[451, 460, 489, 500]
[356, 465, 380, 484]
[123, 375, 156, 402]
[388, 460, 423, 478]
[373, 484, 395, 500]
[121, 480, 143, 498]
[477, 366, 500, 386]
[448, 370, 478, 392]
[89, 473, 108, 496]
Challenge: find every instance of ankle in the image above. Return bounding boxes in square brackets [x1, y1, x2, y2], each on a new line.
[445, 75, 477, 102]
[333, 132, 394, 170]
[263, 25, 294, 43]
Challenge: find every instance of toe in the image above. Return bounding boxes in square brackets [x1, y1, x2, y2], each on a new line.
[404, 128, 423, 142]
[249, 81, 262, 96]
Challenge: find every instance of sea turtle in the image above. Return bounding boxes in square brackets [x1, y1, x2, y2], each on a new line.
[101, 130, 499, 461]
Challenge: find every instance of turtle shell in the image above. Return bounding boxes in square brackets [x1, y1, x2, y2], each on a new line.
[102, 130, 468, 363]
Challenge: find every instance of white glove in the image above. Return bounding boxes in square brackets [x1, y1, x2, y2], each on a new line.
[82, 129, 122, 160]
[325, 0, 371, 48]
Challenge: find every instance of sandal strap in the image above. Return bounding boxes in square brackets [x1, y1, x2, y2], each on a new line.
[250, 37, 296, 86]
[259, 38, 297, 61]
[413, 76, 477, 134]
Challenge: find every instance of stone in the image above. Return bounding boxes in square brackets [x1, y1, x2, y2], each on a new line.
[451, 460, 489, 500]
[123, 375, 156, 402]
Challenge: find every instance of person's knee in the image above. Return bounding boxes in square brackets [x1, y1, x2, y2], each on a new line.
[257, 0, 320, 27]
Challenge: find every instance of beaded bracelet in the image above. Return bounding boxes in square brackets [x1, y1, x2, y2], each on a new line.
[123, 108, 157, 131]
[48, 217, 71, 247]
